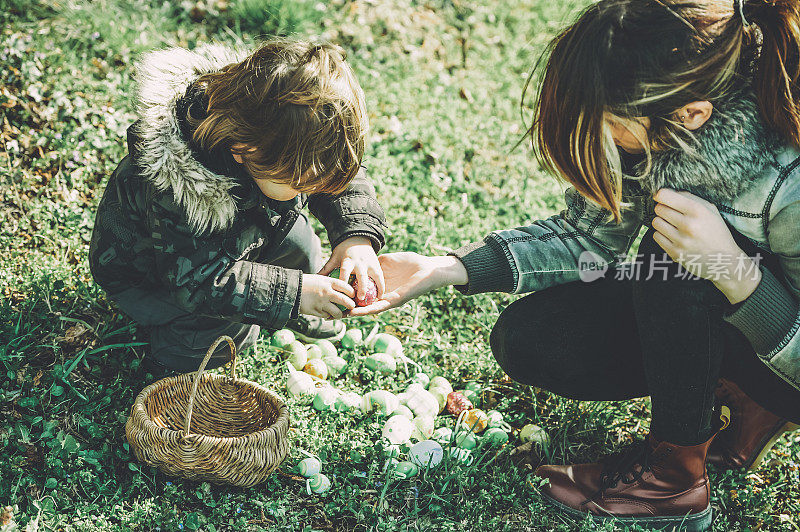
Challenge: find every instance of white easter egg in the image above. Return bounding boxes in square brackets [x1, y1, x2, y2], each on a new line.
[432, 427, 453, 444]
[411, 372, 430, 387]
[322, 355, 347, 377]
[428, 376, 452, 395]
[364, 352, 396, 374]
[287, 371, 315, 400]
[334, 391, 362, 412]
[408, 440, 444, 468]
[403, 387, 439, 419]
[382, 415, 414, 444]
[361, 390, 399, 416]
[312, 386, 339, 412]
[411, 415, 435, 441]
[394, 404, 414, 419]
[305, 344, 324, 360]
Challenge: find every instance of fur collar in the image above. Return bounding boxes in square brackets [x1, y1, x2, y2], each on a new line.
[633, 87, 781, 204]
[132, 44, 248, 234]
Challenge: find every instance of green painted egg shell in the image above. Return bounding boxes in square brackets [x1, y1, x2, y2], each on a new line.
[307, 473, 331, 494]
[315, 339, 337, 358]
[334, 391, 362, 412]
[362, 390, 399, 416]
[461, 388, 480, 407]
[364, 352, 396, 374]
[341, 328, 363, 349]
[287, 341, 308, 370]
[483, 427, 509, 446]
[428, 388, 448, 412]
[297, 456, 322, 477]
[370, 333, 402, 355]
[408, 439, 444, 468]
[305, 344, 324, 360]
[519, 424, 549, 446]
[271, 329, 295, 348]
[382, 415, 414, 444]
[411, 415, 435, 441]
[303, 358, 328, 380]
[322, 355, 347, 377]
[455, 430, 478, 450]
[411, 372, 430, 387]
[392, 461, 420, 479]
[432, 427, 453, 444]
[464, 381, 482, 394]
[395, 404, 414, 419]
[429, 377, 452, 395]
[313, 386, 339, 411]
[486, 410, 504, 427]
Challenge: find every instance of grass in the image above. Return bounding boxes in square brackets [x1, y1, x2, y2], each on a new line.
[1, 0, 799, 530]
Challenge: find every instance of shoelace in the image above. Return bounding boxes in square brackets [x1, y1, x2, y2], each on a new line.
[582, 441, 652, 505]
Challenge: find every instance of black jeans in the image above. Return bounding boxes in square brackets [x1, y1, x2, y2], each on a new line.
[491, 227, 800, 446]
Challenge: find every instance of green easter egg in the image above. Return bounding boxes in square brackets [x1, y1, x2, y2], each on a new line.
[322, 355, 347, 377]
[306, 344, 324, 360]
[364, 352, 397, 374]
[371, 333, 402, 355]
[307, 473, 331, 494]
[455, 430, 478, 450]
[392, 461, 419, 479]
[483, 427, 509, 446]
[271, 329, 295, 349]
[519, 424, 549, 447]
[462, 388, 480, 407]
[287, 341, 308, 370]
[315, 339, 337, 358]
[464, 381, 482, 394]
[341, 328, 363, 349]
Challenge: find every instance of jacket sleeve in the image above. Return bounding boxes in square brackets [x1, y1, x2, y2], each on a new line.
[307, 167, 387, 252]
[449, 179, 652, 295]
[722, 200, 800, 391]
[148, 191, 302, 329]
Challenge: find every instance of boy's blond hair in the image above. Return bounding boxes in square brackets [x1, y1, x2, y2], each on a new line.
[188, 38, 368, 194]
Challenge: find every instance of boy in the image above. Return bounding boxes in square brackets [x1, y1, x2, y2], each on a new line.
[89, 40, 386, 374]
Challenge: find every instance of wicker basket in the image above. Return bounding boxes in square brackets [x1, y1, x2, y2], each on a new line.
[125, 336, 289, 487]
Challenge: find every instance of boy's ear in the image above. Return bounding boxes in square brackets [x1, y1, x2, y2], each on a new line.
[675, 101, 713, 130]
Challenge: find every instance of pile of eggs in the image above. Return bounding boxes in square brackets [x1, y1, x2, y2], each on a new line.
[273, 325, 550, 494]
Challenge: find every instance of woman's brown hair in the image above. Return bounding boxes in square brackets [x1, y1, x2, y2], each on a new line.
[188, 38, 368, 195]
[525, 0, 800, 223]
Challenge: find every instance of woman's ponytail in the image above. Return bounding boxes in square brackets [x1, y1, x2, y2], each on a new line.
[747, 0, 800, 147]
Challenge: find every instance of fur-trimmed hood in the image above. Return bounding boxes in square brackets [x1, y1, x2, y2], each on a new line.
[131, 44, 249, 234]
[633, 87, 782, 204]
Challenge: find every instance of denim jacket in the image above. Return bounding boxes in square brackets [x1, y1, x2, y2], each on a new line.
[453, 89, 800, 392]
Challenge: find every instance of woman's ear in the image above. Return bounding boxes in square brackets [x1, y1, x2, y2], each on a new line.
[230, 143, 256, 164]
[675, 101, 714, 130]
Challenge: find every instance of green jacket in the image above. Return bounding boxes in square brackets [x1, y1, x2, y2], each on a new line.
[89, 44, 386, 329]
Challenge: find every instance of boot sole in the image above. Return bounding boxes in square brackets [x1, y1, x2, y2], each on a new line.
[747, 421, 800, 471]
[541, 493, 712, 531]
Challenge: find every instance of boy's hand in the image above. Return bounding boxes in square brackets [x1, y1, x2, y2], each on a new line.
[299, 274, 356, 319]
[318, 236, 386, 300]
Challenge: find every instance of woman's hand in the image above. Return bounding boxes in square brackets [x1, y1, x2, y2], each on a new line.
[348, 253, 469, 316]
[318, 236, 385, 300]
[651, 188, 762, 303]
[299, 274, 356, 319]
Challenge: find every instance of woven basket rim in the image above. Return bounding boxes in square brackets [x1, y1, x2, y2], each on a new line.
[132, 371, 289, 444]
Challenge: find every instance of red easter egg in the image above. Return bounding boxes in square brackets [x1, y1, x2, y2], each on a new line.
[353, 277, 378, 307]
[446, 391, 474, 416]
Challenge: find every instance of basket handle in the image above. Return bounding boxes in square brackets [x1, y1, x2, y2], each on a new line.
[183, 335, 237, 438]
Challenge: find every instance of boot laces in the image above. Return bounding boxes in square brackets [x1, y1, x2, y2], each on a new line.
[583, 441, 652, 504]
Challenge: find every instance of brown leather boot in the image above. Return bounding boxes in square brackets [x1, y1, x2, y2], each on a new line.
[708, 378, 800, 471]
[535, 431, 719, 531]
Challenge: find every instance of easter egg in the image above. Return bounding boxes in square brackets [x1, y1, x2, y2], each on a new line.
[429, 376, 453, 395]
[394, 404, 414, 419]
[362, 390, 399, 416]
[304, 358, 328, 380]
[313, 386, 339, 411]
[322, 355, 347, 377]
[461, 388, 480, 407]
[370, 333, 402, 356]
[287, 341, 308, 370]
[364, 353, 396, 374]
[297, 457, 322, 477]
[315, 339, 337, 358]
[400, 385, 439, 419]
[448, 447, 475, 465]
[271, 329, 295, 348]
[411, 372, 430, 388]
[519, 424, 549, 447]
[353, 277, 378, 307]
[464, 381, 482, 394]
[432, 427, 453, 444]
[428, 388, 448, 412]
[446, 391, 474, 416]
[486, 410, 504, 427]
[306, 473, 331, 494]
[334, 391, 362, 412]
[411, 415, 435, 441]
[392, 461, 419, 479]
[287, 371, 315, 400]
[383, 415, 414, 444]
[305, 344, 324, 360]
[454, 430, 478, 450]
[341, 328, 363, 349]
[461, 409, 489, 433]
[483, 427, 509, 446]
[408, 440, 444, 468]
